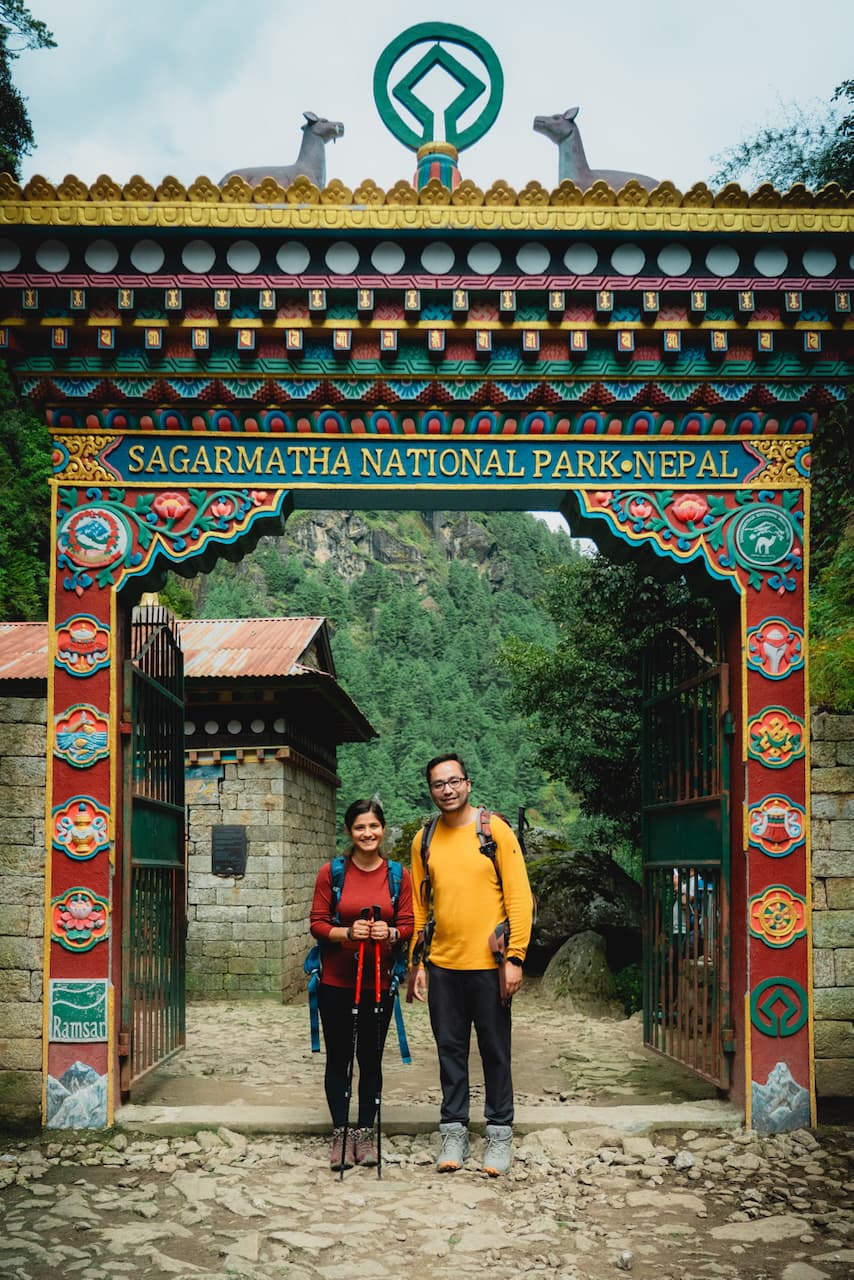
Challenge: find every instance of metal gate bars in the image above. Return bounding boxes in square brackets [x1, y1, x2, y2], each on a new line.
[641, 618, 733, 1088]
[120, 605, 186, 1090]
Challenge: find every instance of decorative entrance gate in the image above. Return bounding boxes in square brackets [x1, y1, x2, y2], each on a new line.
[0, 21, 846, 1132]
[642, 619, 732, 1087]
[120, 606, 185, 1090]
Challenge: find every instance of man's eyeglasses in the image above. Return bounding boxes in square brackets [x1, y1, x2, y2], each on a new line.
[429, 776, 468, 792]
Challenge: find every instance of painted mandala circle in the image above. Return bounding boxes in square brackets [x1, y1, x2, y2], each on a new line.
[58, 506, 130, 569]
[732, 506, 794, 568]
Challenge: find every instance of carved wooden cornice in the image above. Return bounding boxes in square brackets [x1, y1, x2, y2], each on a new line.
[1, 173, 852, 232]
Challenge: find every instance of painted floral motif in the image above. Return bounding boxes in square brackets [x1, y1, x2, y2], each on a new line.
[55, 615, 110, 677]
[56, 486, 286, 594]
[748, 795, 806, 856]
[747, 618, 804, 680]
[52, 797, 110, 860]
[54, 705, 110, 768]
[51, 887, 109, 951]
[578, 489, 803, 593]
[749, 886, 807, 948]
[748, 707, 805, 769]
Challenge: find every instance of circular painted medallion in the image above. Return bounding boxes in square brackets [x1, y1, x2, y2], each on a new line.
[748, 795, 806, 856]
[52, 796, 110, 860]
[749, 886, 807, 948]
[57, 506, 130, 569]
[732, 506, 795, 569]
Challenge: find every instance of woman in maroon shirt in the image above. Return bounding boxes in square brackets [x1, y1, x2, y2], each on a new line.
[309, 798, 414, 1170]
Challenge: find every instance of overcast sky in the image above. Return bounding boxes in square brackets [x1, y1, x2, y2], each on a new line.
[14, 0, 854, 193]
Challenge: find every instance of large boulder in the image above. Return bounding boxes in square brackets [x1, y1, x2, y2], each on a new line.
[524, 832, 642, 970]
[541, 929, 624, 1019]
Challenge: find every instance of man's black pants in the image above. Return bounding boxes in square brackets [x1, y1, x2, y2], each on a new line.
[427, 964, 514, 1127]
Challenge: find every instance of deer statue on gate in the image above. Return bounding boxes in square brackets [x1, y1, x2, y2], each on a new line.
[533, 107, 658, 191]
[220, 111, 345, 188]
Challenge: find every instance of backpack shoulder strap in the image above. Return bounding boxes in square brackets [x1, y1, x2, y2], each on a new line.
[329, 855, 347, 922]
[386, 859, 403, 906]
[420, 815, 440, 869]
[475, 807, 499, 861]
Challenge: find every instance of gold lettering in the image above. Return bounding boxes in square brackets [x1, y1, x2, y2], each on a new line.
[361, 448, 382, 477]
[659, 450, 678, 478]
[407, 447, 428, 478]
[577, 450, 596, 478]
[678, 451, 693, 478]
[696, 450, 719, 478]
[236, 445, 264, 473]
[189, 446, 213, 474]
[307, 446, 330, 475]
[459, 448, 482, 477]
[265, 447, 286, 474]
[127, 443, 145, 473]
[505, 448, 525, 478]
[383, 448, 405, 477]
[532, 449, 551, 478]
[599, 449, 620, 478]
[481, 449, 505, 477]
[438, 449, 460, 477]
[288, 445, 309, 476]
[215, 446, 235, 474]
[330, 448, 351, 476]
[552, 451, 576, 479]
[634, 451, 655, 479]
[147, 445, 167, 473]
[168, 445, 190, 474]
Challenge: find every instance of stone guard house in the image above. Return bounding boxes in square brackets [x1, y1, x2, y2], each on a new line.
[0, 615, 375, 1129]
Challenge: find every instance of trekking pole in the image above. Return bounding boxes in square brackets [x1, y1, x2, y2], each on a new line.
[340, 907, 369, 1181]
[372, 904, 383, 1179]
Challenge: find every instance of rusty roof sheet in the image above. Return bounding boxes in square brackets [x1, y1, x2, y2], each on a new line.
[176, 617, 329, 679]
[0, 622, 49, 680]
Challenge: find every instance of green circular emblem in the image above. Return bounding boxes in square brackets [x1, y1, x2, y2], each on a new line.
[373, 23, 504, 153]
[749, 977, 808, 1037]
[732, 506, 795, 569]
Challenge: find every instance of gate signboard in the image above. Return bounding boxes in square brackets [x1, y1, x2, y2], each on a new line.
[0, 22, 850, 1131]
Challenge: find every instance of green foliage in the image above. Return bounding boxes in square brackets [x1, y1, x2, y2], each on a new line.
[0, 361, 51, 618]
[613, 962, 643, 1017]
[194, 511, 580, 830]
[158, 576, 196, 619]
[0, 4, 55, 179]
[811, 520, 854, 712]
[711, 80, 854, 192]
[503, 556, 705, 847]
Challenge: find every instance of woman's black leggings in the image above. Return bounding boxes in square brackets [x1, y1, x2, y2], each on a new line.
[318, 983, 394, 1127]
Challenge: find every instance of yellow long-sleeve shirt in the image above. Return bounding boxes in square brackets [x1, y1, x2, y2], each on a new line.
[410, 811, 533, 969]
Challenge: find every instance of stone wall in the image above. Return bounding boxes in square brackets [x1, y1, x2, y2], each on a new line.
[0, 696, 47, 1132]
[811, 711, 854, 1098]
[185, 754, 335, 1001]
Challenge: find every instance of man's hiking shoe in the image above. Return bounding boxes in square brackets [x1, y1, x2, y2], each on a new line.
[436, 1122, 469, 1171]
[482, 1124, 513, 1176]
[329, 1127, 355, 1171]
[354, 1127, 378, 1167]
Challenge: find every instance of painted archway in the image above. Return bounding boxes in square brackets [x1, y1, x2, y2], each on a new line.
[1, 164, 849, 1132]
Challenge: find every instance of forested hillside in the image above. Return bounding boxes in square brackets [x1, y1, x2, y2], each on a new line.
[168, 509, 580, 829]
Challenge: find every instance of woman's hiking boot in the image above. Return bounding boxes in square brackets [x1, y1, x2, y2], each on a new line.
[354, 1127, 378, 1167]
[329, 1126, 355, 1171]
[436, 1121, 469, 1171]
[482, 1124, 513, 1176]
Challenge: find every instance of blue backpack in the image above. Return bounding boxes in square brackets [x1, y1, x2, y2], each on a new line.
[304, 856, 411, 1063]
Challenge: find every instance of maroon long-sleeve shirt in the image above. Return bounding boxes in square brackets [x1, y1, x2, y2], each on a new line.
[309, 857, 414, 990]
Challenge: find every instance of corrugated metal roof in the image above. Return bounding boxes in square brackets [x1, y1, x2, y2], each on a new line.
[0, 622, 49, 680]
[177, 617, 329, 678]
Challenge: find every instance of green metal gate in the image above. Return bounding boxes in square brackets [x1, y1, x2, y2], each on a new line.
[641, 617, 733, 1088]
[121, 605, 186, 1090]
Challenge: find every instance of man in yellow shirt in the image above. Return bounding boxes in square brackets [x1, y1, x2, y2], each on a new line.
[410, 753, 533, 1175]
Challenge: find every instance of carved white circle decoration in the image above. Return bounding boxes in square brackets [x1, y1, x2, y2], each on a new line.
[657, 244, 692, 276]
[226, 240, 262, 273]
[325, 241, 360, 273]
[371, 241, 406, 273]
[130, 239, 166, 273]
[421, 242, 455, 273]
[227, 720, 241, 735]
[276, 242, 311, 273]
[0, 239, 21, 270]
[35, 239, 70, 272]
[563, 243, 598, 274]
[84, 240, 119, 273]
[467, 242, 502, 274]
[273, 717, 286, 734]
[611, 243, 646, 275]
[754, 246, 788, 277]
[516, 243, 551, 274]
[184, 721, 196, 736]
[802, 248, 836, 277]
[250, 719, 265, 734]
[705, 245, 740, 277]
[182, 240, 217, 273]
[204, 720, 219, 735]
